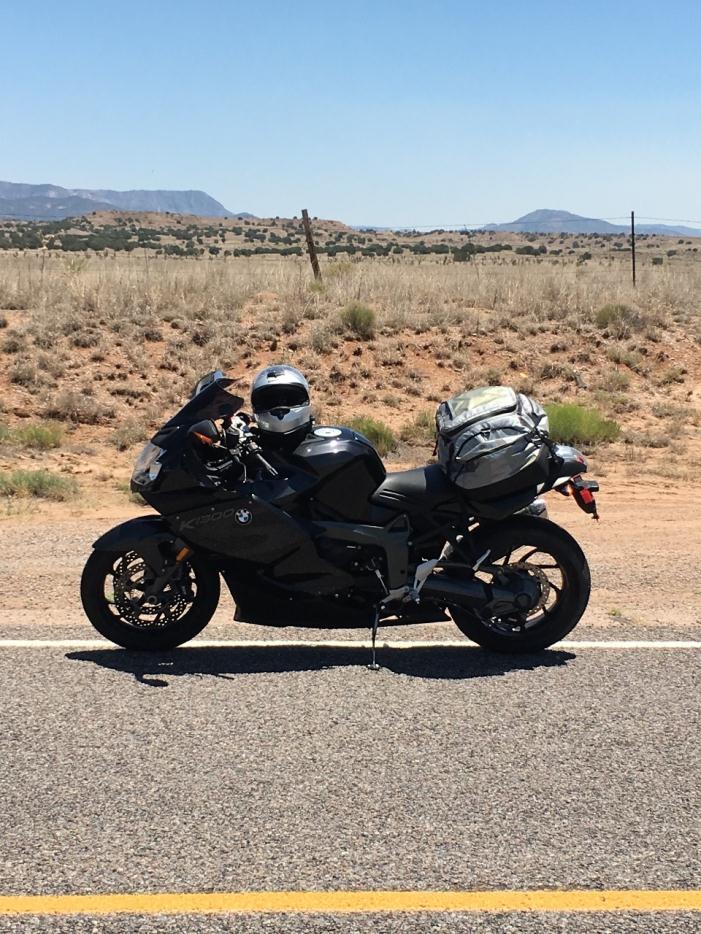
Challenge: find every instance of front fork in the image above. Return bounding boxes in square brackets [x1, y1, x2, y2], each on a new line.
[138, 545, 194, 608]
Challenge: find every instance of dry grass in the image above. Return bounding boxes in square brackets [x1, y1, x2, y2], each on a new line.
[1, 251, 699, 340]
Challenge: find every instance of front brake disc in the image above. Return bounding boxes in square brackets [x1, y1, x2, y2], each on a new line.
[112, 553, 190, 628]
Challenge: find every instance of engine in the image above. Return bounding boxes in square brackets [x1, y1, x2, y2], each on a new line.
[314, 536, 388, 596]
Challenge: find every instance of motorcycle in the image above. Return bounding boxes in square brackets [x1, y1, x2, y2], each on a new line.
[81, 371, 599, 660]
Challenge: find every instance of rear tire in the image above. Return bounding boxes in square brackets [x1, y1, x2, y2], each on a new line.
[81, 549, 220, 650]
[450, 517, 590, 653]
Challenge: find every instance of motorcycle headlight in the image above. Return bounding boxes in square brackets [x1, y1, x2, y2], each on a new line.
[131, 442, 165, 487]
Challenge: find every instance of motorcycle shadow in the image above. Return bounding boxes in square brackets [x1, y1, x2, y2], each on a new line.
[66, 643, 576, 687]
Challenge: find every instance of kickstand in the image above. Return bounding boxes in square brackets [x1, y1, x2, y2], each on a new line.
[368, 608, 381, 671]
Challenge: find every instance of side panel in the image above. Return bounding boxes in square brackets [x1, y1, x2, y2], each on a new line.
[169, 493, 311, 562]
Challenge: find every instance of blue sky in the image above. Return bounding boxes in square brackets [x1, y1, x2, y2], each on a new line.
[2, 0, 700, 226]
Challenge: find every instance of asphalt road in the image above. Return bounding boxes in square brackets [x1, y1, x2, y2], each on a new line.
[1, 634, 699, 932]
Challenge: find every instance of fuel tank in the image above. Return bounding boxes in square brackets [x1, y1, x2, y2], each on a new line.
[283, 426, 387, 522]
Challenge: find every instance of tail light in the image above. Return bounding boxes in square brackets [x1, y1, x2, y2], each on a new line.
[570, 475, 600, 520]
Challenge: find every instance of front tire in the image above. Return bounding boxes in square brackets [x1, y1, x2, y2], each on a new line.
[450, 517, 590, 653]
[81, 549, 220, 650]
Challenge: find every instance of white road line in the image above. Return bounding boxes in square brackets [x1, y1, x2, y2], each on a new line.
[0, 638, 699, 649]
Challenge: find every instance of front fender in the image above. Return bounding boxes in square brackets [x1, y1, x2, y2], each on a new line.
[92, 516, 180, 572]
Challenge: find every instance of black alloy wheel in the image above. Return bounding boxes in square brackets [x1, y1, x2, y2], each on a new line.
[450, 516, 591, 652]
[80, 549, 220, 650]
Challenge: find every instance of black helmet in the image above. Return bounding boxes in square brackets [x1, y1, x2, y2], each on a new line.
[250, 365, 312, 438]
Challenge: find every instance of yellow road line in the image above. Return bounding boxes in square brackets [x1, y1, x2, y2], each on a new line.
[0, 890, 699, 916]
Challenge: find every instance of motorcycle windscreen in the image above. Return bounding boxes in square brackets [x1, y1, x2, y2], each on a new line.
[160, 378, 244, 430]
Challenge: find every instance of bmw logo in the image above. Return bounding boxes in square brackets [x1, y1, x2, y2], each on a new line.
[235, 508, 253, 526]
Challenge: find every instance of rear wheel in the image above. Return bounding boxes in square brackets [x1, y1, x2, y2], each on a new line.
[450, 517, 590, 652]
[80, 549, 220, 650]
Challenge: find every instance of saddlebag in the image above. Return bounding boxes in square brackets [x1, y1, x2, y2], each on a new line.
[436, 386, 551, 498]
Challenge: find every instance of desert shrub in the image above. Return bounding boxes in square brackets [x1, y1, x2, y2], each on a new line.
[539, 362, 578, 382]
[651, 402, 695, 421]
[651, 256, 663, 266]
[9, 360, 37, 387]
[659, 366, 686, 385]
[595, 303, 643, 337]
[2, 330, 27, 354]
[606, 345, 645, 372]
[399, 410, 435, 445]
[12, 421, 65, 450]
[189, 322, 214, 346]
[45, 390, 113, 424]
[0, 469, 78, 501]
[483, 367, 504, 386]
[346, 416, 396, 456]
[340, 302, 376, 340]
[545, 403, 620, 445]
[623, 431, 669, 448]
[71, 329, 101, 348]
[111, 419, 145, 451]
[310, 324, 335, 354]
[515, 244, 546, 256]
[597, 370, 631, 392]
[0, 315, 8, 329]
[381, 393, 402, 409]
[0, 425, 11, 444]
[109, 383, 144, 399]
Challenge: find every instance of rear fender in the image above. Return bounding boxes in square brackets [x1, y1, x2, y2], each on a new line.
[92, 516, 182, 573]
[550, 444, 588, 485]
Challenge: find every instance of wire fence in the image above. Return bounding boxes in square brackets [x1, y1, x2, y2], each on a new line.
[357, 216, 701, 232]
[1, 211, 701, 231]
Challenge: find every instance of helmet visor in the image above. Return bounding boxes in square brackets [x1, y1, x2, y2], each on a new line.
[252, 383, 309, 411]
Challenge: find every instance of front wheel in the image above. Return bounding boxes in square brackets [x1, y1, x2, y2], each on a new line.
[81, 549, 220, 650]
[450, 517, 591, 653]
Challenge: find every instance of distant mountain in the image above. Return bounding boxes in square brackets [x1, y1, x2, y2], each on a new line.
[486, 209, 620, 234]
[0, 194, 120, 221]
[635, 223, 701, 237]
[0, 181, 244, 220]
[485, 209, 701, 237]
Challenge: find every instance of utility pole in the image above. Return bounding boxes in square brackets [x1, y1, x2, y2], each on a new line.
[631, 210, 636, 287]
[301, 209, 322, 281]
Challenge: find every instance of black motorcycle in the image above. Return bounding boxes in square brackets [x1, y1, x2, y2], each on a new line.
[81, 371, 599, 658]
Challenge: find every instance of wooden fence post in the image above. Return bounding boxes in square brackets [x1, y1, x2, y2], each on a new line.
[630, 210, 636, 287]
[301, 209, 322, 281]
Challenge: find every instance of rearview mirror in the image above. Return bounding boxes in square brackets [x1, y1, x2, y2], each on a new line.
[191, 370, 226, 399]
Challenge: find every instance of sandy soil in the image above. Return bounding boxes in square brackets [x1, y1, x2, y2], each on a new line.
[1, 469, 699, 636]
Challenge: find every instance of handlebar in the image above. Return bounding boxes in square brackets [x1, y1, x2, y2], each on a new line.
[250, 449, 279, 478]
[223, 419, 279, 479]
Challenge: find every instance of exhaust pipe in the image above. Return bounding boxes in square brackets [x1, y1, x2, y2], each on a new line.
[421, 573, 539, 617]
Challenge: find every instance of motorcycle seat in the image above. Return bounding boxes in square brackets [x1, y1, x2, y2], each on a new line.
[370, 464, 457, 510]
